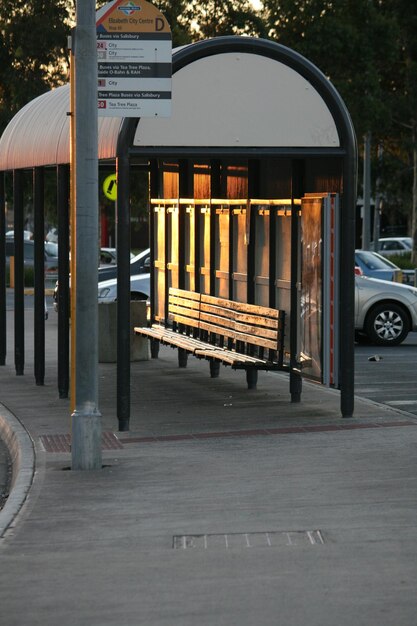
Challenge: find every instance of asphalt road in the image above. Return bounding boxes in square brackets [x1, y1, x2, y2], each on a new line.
[354, 333, 417, 415]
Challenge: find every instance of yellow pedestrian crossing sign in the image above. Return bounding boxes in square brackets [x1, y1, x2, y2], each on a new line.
[103, 173, 117, 201]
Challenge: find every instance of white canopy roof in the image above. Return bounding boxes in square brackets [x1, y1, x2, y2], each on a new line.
[0, 38, 341, 171]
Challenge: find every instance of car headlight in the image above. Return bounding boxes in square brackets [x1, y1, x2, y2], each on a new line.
[98, 287, 111, 299]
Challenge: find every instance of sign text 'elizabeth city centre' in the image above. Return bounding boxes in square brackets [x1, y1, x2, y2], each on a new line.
[96, 0, 172, 118]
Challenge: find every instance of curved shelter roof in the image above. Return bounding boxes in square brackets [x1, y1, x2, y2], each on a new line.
[0, 37, 354, 172]
[0, 85, 122, 170]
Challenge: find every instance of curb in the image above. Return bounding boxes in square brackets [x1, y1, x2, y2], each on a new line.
[0, 405, 35, 538]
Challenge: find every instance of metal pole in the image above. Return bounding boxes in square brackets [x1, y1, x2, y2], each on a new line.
[57, 165, 70, 399]
[116, 150, 131, 431]
[13, 169, 24, 376]
[33, 167, 45, 386]
[362, 131, 371, 250]
[289, 159, 304, 403]
[115, 119, 139, 432]
[71, 0, 102, 470]
[0, 172, 6, 366]
[373, 144, 383, 251]
[340, 137, 358, 418]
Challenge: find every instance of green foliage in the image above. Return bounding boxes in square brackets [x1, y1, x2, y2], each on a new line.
[0, 0, 71, 134]
[262, 0, 399, 138]
[388, 253, 415, 269]
[179, 0, 268, 40]
[1, 0, 417, 235]
[261, 0, 417, 233]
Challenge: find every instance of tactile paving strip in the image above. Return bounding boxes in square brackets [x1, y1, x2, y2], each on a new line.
[39, 431, 123, 453]
[119, 420, 417, 445]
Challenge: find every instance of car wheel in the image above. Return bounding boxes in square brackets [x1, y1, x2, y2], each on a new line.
[364, 303, 410, 346]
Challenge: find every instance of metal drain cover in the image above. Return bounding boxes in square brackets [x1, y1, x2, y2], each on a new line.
[173, 530, 324, 549]
[39, 431, 123, 452]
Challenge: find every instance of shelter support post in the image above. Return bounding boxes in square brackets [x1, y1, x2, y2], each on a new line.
[116, 151, 131, 431]
[117, 155, 130, 431]
[0, 172, 6, 366]
[57, 165, 70, 399]
[339, 152, 357, 418]
[290, 161, 303, 402]
[116, 119, 139, 432]
[33, 167, 45, 385]
[13, 169, 24, 376]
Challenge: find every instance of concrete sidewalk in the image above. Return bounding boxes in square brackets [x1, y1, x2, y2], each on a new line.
[0, 326, 417, 625]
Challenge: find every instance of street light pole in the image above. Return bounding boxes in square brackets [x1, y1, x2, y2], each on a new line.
[71, 0, 102, 470]
[362, 131, 372, 250]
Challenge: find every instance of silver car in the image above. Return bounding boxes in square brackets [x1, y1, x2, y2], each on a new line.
[98, 273, 150, 303]
[355, 275, 417, 345]
[99, 273, 417, 347]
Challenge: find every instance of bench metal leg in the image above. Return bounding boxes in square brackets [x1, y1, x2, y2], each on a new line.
[209, 359, 220, 378]
[246, 368, 258, 389]
[150, 339, 160, 359]
[290, 369, 302, 402]
[178, 348, 188, 368]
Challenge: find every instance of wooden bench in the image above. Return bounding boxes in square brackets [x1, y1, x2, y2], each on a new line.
[134, 287, 289, 390]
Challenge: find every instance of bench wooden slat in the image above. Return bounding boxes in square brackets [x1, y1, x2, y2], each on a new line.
[194, 347, 268, 366]
[202, 293, 279, 319]
[169, 295, 201, 310]
[169, 311, 200, 329]
[134, 288, 288, 387]
[234, 320, 278, 341]
[169, 287, 201, 301]
[199, 310, 235, 331]
[199, 319, 237, 342]
[134, 326, 166, 340]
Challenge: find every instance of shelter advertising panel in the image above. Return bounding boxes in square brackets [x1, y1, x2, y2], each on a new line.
[300, 194, 339, 386]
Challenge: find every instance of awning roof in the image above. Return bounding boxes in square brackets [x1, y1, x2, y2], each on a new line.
[0, 38, 346, 172]
[0, 85, 122, 170]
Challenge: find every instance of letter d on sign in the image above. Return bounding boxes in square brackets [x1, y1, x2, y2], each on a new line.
[155, 17, 164, 31]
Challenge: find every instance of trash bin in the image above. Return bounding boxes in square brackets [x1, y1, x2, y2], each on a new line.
[98, 301, 149, 363]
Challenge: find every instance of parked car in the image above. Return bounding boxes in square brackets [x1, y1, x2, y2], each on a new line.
[354, 250, 403, 282]
[98, 273, 150, 303]
[97, 248, 150, 282]
[5, 239, 59, 273]
[355, 274, 417, 345]
[374, 237, 413, 257]
[45, 227, 58, 243]
[99, 247, 135, 266]
[53, 248, 150, 311]
[6, 229, 33, 240]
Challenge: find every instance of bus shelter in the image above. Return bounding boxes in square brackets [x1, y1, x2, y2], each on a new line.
[0, 36, 357, 427]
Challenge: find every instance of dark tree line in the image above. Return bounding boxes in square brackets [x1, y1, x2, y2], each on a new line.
[1, 0, 416, 243]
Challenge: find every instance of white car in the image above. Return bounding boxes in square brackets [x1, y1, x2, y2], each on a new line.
[375, 237, 413, 257]
[355, 275, 417, 345]
[98, 273, 150, 304]
[6, 229, 33, 240]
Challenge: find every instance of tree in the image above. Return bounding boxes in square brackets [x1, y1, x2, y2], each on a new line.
[261, 0, 399, 138]
[153, 0, 193, 46]
[183, 0, 267, 39]
[380, 0, 417, 260]
[0, 0, 71, 135]
[261, 0, 417, 244]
